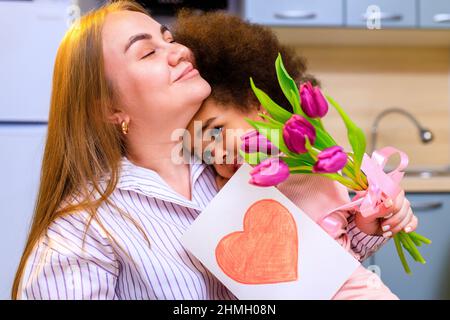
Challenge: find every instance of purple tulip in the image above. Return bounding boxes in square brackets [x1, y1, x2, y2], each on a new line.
[313, 146, 348, 173]
[283, 114, 316, 154]
[249, 158, 290, 187]
[300, 82, 329, 118]
[240, 130, 278, 154]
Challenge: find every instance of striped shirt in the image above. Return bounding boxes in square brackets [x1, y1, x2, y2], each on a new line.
[19, 157, 236, 300]
[18, 157, 383, 300]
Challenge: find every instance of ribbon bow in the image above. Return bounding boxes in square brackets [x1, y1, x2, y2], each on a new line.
[318, 147, 409, 238]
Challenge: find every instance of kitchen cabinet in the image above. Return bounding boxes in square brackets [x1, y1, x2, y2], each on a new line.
[346, 0, 417, 28]
[242, 0, 450, 30]
[243, 0, 344, 27]
[363, 193, 450, 299]
[419, 0, 450, 29]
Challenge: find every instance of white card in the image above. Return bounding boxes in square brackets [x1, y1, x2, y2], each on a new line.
[181, 164, 360, 300]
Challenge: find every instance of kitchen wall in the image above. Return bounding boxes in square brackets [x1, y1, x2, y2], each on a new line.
[297, 46, 450, 168]
[271, 29, 450, 169]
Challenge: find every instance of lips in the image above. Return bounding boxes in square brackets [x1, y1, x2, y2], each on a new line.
[174, 63, 197, 82]
[233, 155, 243, 172]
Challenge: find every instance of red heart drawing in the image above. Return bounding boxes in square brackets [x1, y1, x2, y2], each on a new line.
[215, 199, 298, 284]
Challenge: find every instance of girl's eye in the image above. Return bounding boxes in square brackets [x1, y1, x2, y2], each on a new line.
[141, 50, 155, 59]
[211, 126, 223, 140]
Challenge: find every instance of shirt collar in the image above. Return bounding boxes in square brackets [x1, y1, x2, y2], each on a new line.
[116, 156, 208, 210]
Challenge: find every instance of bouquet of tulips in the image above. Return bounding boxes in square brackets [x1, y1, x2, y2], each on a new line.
[241, 54, 431, 274]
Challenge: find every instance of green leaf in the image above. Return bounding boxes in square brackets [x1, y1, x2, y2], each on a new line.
[326, 95, 366, 173]
[281, 155, 315, 168]
[239, 149, 269, 166]
[250, 77, 292, 123]
[257, 113, 284, 127]
[313, 125, 338, 150]
[275, 53, 302, 115]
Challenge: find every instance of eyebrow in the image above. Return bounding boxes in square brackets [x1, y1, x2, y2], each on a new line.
[124, 25, 171, 53]
[198, 117, 217, 137]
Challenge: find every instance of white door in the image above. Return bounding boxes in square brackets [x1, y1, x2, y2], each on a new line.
[0, 124, 47, 299]
[0, 0, 69, 121]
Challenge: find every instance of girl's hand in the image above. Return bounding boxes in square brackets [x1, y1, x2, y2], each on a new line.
[355, 190, 419, 237]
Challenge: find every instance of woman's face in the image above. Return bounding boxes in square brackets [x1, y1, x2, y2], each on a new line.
[102, 10, 211, 131]
[187, 99, 261, 179]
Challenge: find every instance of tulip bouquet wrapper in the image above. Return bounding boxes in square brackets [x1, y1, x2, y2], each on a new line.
[242, 53, 431, 274]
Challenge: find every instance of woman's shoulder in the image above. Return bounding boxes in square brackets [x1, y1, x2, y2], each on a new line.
[33, 210, 118, 266]
[18, 211, 120, 300]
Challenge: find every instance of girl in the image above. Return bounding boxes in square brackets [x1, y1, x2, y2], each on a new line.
[174, 11, 418, 299]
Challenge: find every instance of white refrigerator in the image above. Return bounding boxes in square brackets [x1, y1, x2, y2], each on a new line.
[0, 0, 69, 299]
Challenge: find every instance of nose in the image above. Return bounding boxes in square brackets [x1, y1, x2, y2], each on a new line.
[167, 43, 191, 66]
[210, 148, 229, 165]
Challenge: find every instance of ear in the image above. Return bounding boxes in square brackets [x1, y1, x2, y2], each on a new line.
[253, 104, 268, 121]
[107, 109, 130, 125]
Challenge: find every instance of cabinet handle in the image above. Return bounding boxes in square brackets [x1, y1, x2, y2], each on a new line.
[411, 201, 443, 212]
[433, 14, 450, 23]
[362, 12, 403, 22]
[274, 10, 317, 20]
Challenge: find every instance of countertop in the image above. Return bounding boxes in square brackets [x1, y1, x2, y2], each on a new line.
[401, 177, 450, 193]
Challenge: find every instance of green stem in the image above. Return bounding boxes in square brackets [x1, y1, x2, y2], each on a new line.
[318, 173, 363, 190]
[399, 232, 426, 264]
[346, 153, 368, 188]
[317, 119, 326, 132]
[394, 234, 411, 274]
[398, 235, 420, 262]
[310, 147, 320, 160]
[409, 231, 432, 245]
[410, 235, 422, 247]
[289, 166, 312, 172]
[342, 165, 356, 180]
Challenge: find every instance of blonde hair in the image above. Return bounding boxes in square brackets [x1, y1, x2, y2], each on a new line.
[12, 0, 150, 299]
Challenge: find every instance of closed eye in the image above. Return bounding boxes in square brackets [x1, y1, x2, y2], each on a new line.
[141, 50, 155, 59]
[141, 40, 175, 59]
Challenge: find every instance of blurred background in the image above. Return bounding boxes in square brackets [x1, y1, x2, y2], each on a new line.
[0, 0, 449, 300]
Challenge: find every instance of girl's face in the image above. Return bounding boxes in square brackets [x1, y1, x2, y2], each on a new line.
[102, 10, 211, 131]
[187, 99, 262, 179]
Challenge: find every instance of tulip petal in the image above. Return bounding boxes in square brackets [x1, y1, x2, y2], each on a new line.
[249, 158, 290, 187]
[313, 146, 348, 173]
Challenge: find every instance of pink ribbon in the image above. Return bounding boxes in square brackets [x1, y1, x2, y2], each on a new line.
[318, 146, 409, 238]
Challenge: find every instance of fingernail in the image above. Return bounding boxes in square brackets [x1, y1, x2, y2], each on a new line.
[384, 213, 394, 219]
[384, 198, 393, 208]
[405, 226, 412, 233]
[382, 225, 391, 232]
[383, 231, 392, 238]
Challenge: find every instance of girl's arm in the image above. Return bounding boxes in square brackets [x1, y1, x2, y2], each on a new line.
[346, 212, 388, 261]
[278, 174, 388, 261]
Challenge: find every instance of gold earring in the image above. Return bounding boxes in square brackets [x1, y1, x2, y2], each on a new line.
[121, 120, 129, 135]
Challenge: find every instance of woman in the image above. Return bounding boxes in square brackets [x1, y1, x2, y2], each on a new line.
[12, 0, 233, 299]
